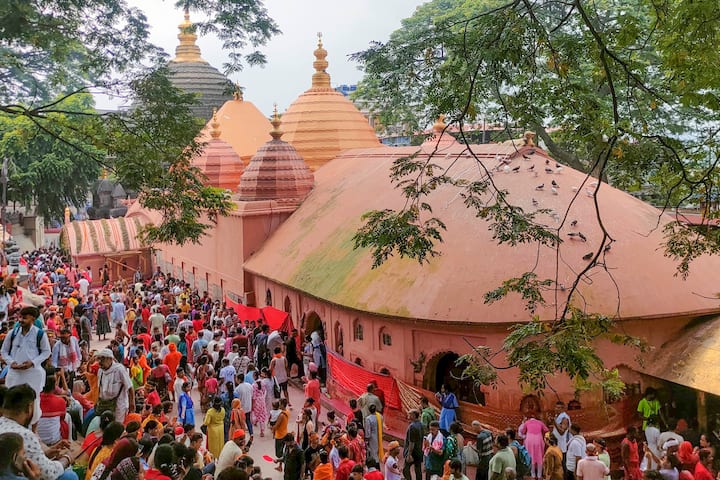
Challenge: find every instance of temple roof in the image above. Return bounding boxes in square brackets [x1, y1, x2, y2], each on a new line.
[279, 34, 381, 171]
[197, 93, 273, 164]
[244, 135, 720, 324]
[167, 10, 233, 119]
[193, 110, 244, 191]
[61, 216, 149, 257]
[237, 108, 314, 202]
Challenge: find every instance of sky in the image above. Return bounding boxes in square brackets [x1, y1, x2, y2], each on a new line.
[104, 0, 427, 116]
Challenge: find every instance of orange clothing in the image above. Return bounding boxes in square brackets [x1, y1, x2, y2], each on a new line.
[164, 344, 182, 380]
[84, 368, 99, 404]
[138, 353, 152, 382]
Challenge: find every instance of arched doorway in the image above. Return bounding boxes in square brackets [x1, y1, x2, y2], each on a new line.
[425, 351, 485, 405]
[334, 321, 344, 356]
[284, 296, 292, 314]
[305, 311, 324, 340]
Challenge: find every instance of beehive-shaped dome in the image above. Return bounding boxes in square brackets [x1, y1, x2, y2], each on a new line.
[280, 34, 380, 171]
[193, 110, 244, 191]
[167, 10, 233, 120]
[237, 108, 314, 201]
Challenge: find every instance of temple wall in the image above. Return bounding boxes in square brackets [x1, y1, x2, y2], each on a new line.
[248, 274, 695, 414]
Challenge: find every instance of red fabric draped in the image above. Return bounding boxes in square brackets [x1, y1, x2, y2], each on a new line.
[327, 350, 400, 409]
[225, 297, 263, 322]
[261, 306, 293, 333]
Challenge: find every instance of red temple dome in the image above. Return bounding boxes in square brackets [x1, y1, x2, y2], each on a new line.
[192, 109, 244, 191]
[237, 108, 314, 202]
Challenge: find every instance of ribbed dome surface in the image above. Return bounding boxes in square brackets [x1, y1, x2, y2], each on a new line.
[193, 138, 245, 191]
[237, 139, 314, 202]
[167, 61, 234, 120]
[280, 36, 380, 171]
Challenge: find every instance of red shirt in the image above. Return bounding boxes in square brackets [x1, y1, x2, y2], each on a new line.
[139, 333, 152, 352]
[192, 319, 204, 333]
[146, 390, 161, 407]
[695, 463, 713, 480]
[141, 307, 151, 324]
[40, 392, 67, 417]
[145, 469, 172, 480]
[336, 459, 356, 480]
[364, 470, 384, 480]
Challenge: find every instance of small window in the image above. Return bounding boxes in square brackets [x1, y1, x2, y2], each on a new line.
[354, 357, 363, 367]
[379, 367, 390, 375]
[265, 289, 272, 306]
[381, 332, 392, 346]
[353, 321, 364, 341]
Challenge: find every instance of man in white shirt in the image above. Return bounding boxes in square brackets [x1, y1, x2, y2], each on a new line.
[385, 441, 402, 480]
[234, 375, 254, 436]
[215, 429, 248, 479]
[1, 306, 51, 424]
[576, 443, 609, 480]
[552, 401, 572, 455]
[51, 328, 82, 375]
[77, 276, 89, 298]
[219, 358, 236, 393]
[0, 385, 79, 480]
[149, 306, 165, 335]
[566, 424, 586, 480]
[96, 348, 134, 423]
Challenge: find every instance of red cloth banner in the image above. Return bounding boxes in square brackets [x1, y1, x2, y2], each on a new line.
[225, 296, 263, 321]
[327, 350, 401, 409]
[261, 306, 294, 333]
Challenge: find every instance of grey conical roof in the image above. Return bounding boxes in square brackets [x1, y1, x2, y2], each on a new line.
[167, 61, 234, 120]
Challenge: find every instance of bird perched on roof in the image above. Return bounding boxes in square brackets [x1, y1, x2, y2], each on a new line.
[551, 180, 559, 187]
[532, 198, 539, 206]
[582, 252, 594, 260]
[512, 165, 520, 172]
[551, 187, 558, 195]
[528, 164, 535, 171]
[570, 220, 577, 227]
[536, 184, 544, 190]
[545, 167, 553, 174]
[603, 243, 612, 253]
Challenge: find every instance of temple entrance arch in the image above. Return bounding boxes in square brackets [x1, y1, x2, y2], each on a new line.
[424, 351, 485, 405]
[305, 311, 324, 340]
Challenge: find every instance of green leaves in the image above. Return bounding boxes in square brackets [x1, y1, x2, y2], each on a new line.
[353, 208, 446, 269]
[484, 272, 554, 313]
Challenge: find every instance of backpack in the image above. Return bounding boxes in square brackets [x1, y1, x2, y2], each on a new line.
[8, 324, 44, 355]
[444, 434, 459, 461]
[511, 440, 531, 478]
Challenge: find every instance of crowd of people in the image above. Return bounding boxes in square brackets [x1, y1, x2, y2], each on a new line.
[0, 247, 718, 480]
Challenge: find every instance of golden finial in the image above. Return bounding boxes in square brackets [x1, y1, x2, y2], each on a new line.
[270, 104, 283, 140]
[210, 108, 221, 139]
[233, 83, 244, 101]
[433, 114, 446, 133]
[523, 131, 536, 146]
[101, 168, 108, 179]
[64, 207, 70, 225]
[312, 32, 331, 89]
[173, 7, 204, 63]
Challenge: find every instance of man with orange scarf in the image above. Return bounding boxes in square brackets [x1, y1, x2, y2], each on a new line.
[163, 343, 182, 399]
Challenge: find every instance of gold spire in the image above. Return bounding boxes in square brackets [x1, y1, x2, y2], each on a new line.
[210, 108, 221, 139]
[311, 32, 331, 90]
[270, 104, 284, 140]
[433, 114, 446, 133]
[233, 83, 244, 101]
[173, 7, 205, 63]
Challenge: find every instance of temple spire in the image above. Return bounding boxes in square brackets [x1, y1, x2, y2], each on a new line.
[210, 108, 221, 139]
[173, 7, 205, 63]
[311, 32, 331, 90]
[270, 104, 284, 140]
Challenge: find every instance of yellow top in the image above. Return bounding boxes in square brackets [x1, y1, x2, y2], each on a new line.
[312, 32, 331, 90]
[270, 104, 284, 140]
[210, 108, 221, 139]
[173, 8, 205, 63]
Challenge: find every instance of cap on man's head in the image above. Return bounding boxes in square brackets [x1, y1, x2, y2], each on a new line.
[232, 429, 246, 440]
[585, 443, 597, 453]
[96, 348, 114, 359]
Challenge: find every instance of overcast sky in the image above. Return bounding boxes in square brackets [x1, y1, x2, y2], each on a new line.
[107, 0, 426, 116]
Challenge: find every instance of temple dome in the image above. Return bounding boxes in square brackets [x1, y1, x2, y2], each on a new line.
[237, 109, 314, 202]
[280, 35, 380, 171]
[193, 110, 244, 191]
[197, 92, 272, 164]
[244, 141, 720, 324]
[167, 10, 233, 120]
